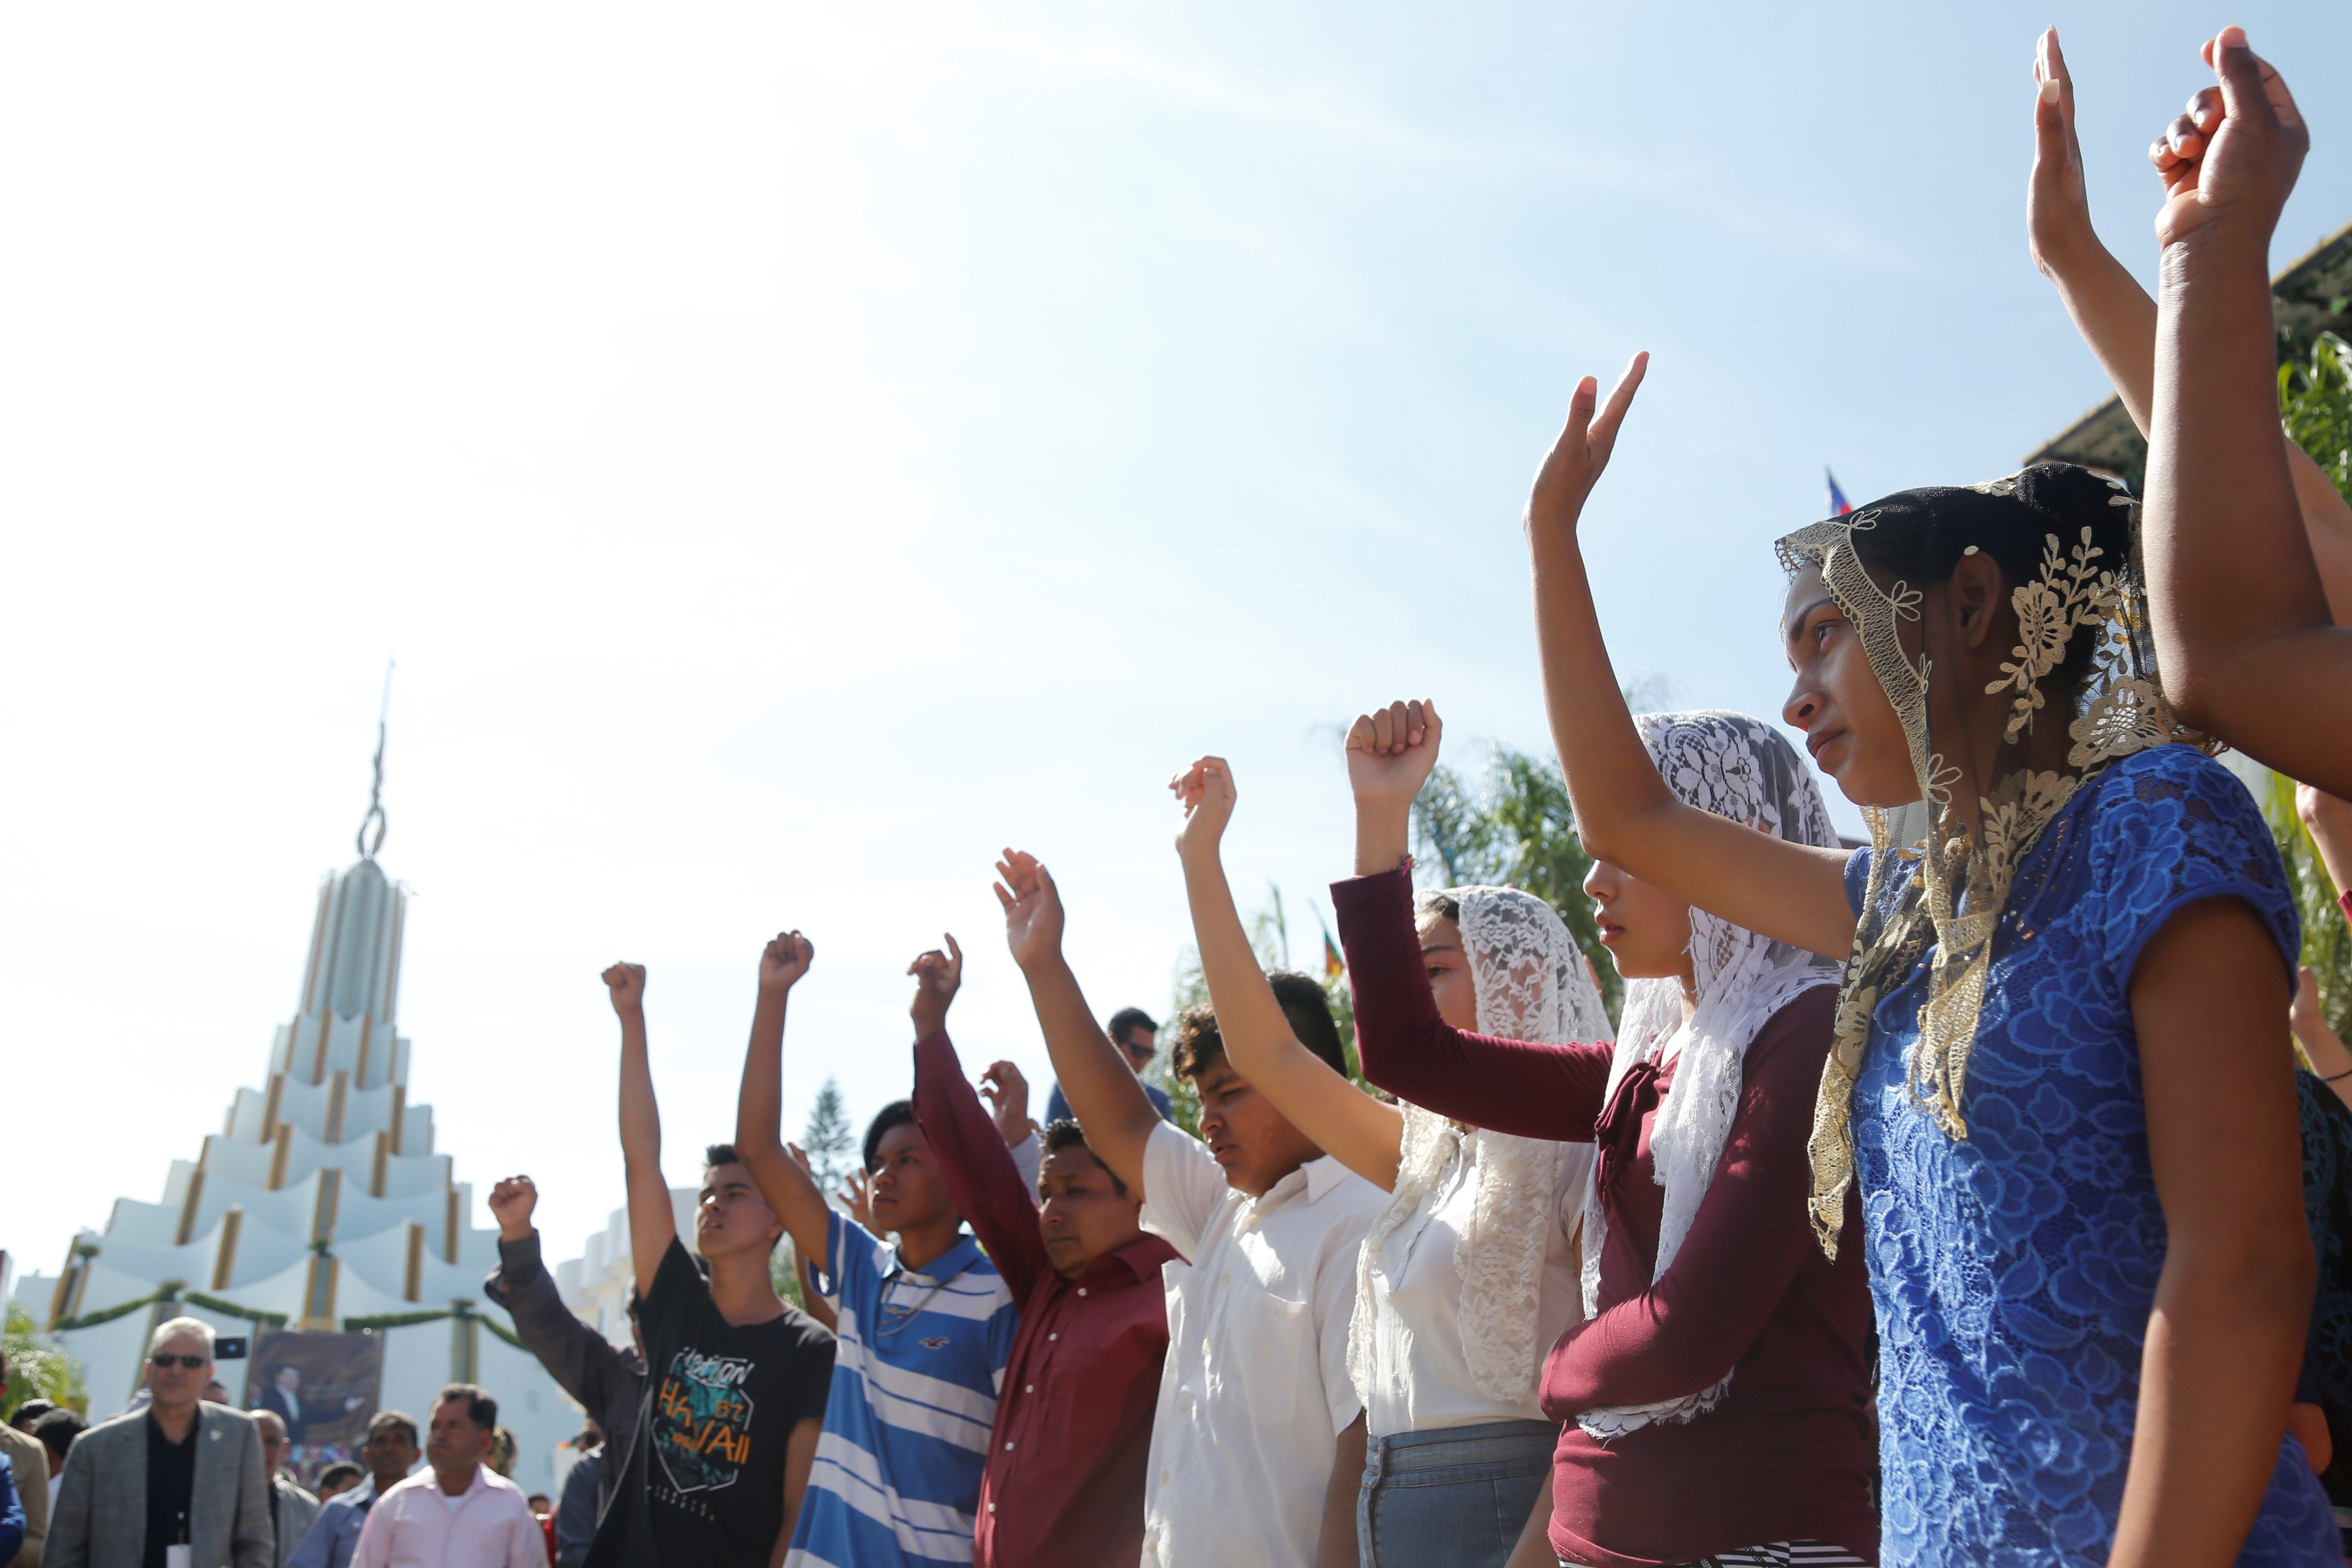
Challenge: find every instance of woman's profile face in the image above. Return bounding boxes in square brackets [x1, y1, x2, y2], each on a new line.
[1781, 564, 1918, 808]
[1418, 910, 1482, 1033]
[1582, 857, 1695, 982]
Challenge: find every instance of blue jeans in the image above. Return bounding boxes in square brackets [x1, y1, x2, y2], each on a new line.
[1358, 1418, 1557, 1568]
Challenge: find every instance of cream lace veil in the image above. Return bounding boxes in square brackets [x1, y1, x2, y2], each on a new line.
[1775, 463, 2195, 1257]
[1575, 711, 1846, 1440]
[1346, 886, 1612, 1410]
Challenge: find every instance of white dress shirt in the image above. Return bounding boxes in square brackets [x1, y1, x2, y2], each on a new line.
[350, 1464, 542, 1568]
[1138, 1119, 1386, 1568]
[1361, 1136, 1592, 1437]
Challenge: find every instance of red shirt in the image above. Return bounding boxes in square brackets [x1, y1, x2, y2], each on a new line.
[911, 1032, 1179, 1568]
[1335, 867, 1878, 1568]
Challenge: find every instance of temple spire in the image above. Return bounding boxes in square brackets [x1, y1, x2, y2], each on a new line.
[357, 660, 393, 861]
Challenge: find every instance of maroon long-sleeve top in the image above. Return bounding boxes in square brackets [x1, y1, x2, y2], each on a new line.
[1335, 867, 1878, 1568]
[911, 1031, 1179, 1568]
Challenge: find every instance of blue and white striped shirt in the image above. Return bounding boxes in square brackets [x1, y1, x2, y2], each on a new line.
[787, 1212, 1016, 1568]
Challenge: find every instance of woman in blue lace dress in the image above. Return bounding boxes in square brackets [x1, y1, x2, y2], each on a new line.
[1508, 352, 2335, 1567]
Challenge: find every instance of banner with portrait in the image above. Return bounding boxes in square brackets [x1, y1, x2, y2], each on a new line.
[243, 1329, 383, 1477]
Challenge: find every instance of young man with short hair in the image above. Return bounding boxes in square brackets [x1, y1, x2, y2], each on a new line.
[285, 1412, 419, 1568]
[586, 963, 835, 1568]
[311, 1465, 364, 1504]
[996, 850, 1384, 1568]
[733, 931, 1016, 1568]
[906, 937, 1179, 1568]
[350, 1387, 539, 1568]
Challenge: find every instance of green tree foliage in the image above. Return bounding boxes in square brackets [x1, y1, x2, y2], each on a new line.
[3, 1301, 88, 1419]
[2270, 332, 2352, 1042]
[1411, 746, 1620, 1025]
[800, 1077, 856, 1198]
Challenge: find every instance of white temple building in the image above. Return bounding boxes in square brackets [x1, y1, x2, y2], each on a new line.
[11, 837, 585, 1494]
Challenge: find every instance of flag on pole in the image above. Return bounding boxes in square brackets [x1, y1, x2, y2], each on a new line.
[1315, 908, 1345, 981]
[1826, 468, 1853, 516]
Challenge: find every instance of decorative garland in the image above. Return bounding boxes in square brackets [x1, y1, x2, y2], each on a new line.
[341, 1305, 524, 1351]
[48, 1281, 286, 1334]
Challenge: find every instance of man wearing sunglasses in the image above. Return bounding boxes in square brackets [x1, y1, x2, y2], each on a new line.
[47, 1317, 273, 1568]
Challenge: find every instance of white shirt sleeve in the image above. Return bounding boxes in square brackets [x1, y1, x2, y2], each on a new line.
[1138, 1119, 1225, 1260]
[1311, 1190, 1373, 1438]
[1007, 1133, 1042, 1202]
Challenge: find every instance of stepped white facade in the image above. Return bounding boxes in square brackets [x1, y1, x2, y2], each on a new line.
[11, 853, 582, 1494]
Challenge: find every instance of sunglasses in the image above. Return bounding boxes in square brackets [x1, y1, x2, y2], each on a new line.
[149, 1354, 209, 1370]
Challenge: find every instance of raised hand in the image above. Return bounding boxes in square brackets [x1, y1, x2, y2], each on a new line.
[760, 931, 815, 994]
[2149, 26, 2307, 248]
[1527, 351, 1647, 542]
[487, 1175, 539, 1242]
[994, 849, 1067, 970]
[1169, 756, 1238, 860]
[2027, 27, 2096, 275]
[603, 962, 647, 1017]
[979, 1059, 1035, 1146]
[1346, 699, 1443, 810]
[838, 1166, 875, 1233]
[908, 935, 963, 1037]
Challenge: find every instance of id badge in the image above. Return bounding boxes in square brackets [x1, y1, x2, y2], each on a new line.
[166, 1548, 191, 1568]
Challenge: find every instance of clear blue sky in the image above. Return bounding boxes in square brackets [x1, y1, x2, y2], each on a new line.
[5, 1, 2347, 1281]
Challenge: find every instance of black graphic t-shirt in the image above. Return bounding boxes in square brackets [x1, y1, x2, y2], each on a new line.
[587, 1238, 836, 1568]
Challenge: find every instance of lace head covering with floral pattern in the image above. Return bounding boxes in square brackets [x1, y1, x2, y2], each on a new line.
[1346, 886, 1611, 1411]
[1775, 461, 2196, 1257]
[1573, 711, 1847, 1439]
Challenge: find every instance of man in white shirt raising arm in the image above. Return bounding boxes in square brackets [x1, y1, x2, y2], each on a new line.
[992, 848, 1385, 1568]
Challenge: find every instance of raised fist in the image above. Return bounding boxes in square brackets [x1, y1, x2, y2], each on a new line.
[761, 931, 815, 994]
[2149, 26, 2307, 248]
[1345, 699, 1443, 809]
[980, 1060, 1034, 1148]
[603, 962, 647, 1017]
[488, 1175, 539, 1242]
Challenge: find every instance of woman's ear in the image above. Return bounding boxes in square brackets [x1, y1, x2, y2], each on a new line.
[1947, 551, 2007, 652]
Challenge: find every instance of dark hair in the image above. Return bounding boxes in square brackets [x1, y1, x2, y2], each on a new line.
[1106, 1008, 1159, 1049]
[317, 1461, 365, 1490]
[32, 1408, 85, 1459]
[1170, 972, 1348, 1081]
[432, 1385, 497, 1431]
[703, 1143, 743, 1169]
[1414, 892, 1462, 925]
[1040, 1118, 1127, 1194]
[9, 1398, 54, 1429]
[863, 1101, 917, 1173]
[367, 1409, 420, 1447]
[528, 1493, 553, 1508]
[1822, 463, 2139, 701]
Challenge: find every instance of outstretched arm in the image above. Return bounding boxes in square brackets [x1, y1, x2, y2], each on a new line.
[607, 964, 675, 1297]
[1172, 756, 1404, 1189]
[2027, 28, 2352, 621]
[997, 849, 1160, 1195]
[1522, 356, 1853, 958]
[2140, 31, 2352, 786]
[732, 933, 837, 1276]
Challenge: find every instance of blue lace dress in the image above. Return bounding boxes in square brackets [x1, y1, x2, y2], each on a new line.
[1847, 743, 2339, 1566]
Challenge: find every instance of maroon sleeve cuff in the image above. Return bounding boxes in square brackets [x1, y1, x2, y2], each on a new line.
[1334, 867, 1613, 1139]
[911, 1031, 1047, 1301]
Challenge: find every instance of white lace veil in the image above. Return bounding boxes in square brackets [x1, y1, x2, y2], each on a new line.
[1575, 712, 1845, 1440]
[1347, 886, 1612, 1411]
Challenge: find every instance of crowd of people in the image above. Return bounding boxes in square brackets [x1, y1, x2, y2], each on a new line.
[14, 20, 2352, 1568]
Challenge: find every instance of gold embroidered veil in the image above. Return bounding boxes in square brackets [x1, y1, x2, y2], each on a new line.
[1774, 462, 2197, 1256]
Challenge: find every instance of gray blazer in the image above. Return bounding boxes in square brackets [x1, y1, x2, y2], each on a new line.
[46, 1402, 272, 1568]
[266, 1478, 318, 1568]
